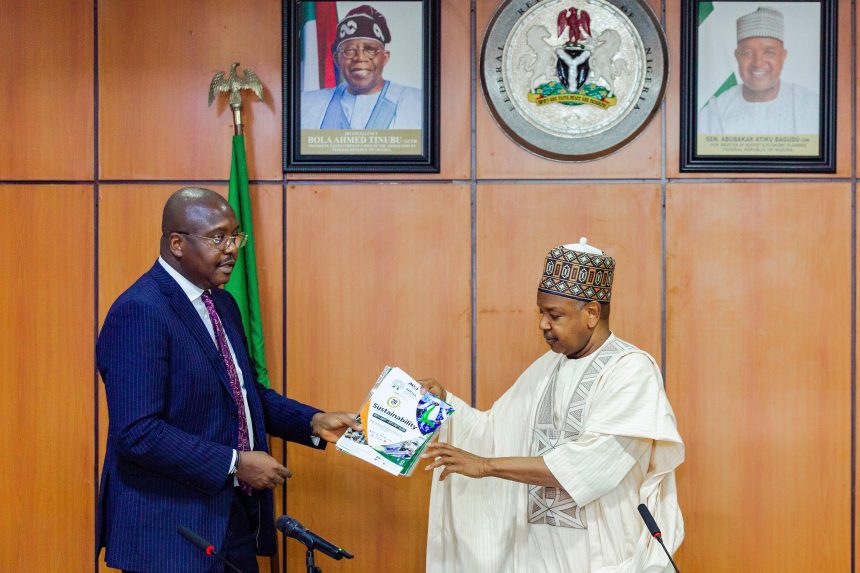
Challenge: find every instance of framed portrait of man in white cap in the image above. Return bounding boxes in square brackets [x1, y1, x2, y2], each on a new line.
[284, 0, 440, 172]
[679, 0, 836, 173]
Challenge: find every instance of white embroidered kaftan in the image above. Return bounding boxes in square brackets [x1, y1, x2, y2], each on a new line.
[426, 335, 684, 572]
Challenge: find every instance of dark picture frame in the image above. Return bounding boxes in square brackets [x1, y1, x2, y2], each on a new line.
[680, 0, 836, 172]
[283, 0, 440, 173]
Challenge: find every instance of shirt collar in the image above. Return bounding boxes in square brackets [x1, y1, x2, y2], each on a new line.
[158, 257, 205, 302]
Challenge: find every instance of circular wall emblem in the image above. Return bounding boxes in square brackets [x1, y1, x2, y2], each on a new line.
[481, 0, 668, 161]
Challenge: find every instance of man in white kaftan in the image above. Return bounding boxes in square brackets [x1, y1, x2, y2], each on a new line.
[699, 81, 818, 135]
[698, 6, 819, 136]
[423, 239, 683, 572]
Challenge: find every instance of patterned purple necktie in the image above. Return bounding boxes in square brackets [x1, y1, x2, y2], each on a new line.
[200, 291, 254, 495]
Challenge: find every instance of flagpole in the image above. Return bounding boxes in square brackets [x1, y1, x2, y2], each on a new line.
[232, 106, 244, 136]
[207, 62, 272, 388]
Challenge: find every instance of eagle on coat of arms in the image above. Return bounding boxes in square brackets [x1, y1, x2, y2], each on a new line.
[520, 6, 627, 109]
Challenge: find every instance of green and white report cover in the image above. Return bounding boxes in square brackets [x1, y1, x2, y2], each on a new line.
[336, 366, 455, 476]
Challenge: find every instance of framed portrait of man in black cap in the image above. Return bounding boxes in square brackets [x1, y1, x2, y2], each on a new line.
[680, 0, 836, 172]
[284, 0, 440, 172]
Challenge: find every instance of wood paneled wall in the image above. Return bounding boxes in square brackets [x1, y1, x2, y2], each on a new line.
[284, 184, 470, 571]
[0, 186, 94, 572]
[0, 1, 856, 572]
[667, 184, 852, 571]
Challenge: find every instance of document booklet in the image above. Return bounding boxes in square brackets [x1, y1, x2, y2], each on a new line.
[336, 366, 455, 476]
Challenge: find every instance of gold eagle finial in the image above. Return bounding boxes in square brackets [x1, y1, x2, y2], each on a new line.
[208, 62, 264, 133]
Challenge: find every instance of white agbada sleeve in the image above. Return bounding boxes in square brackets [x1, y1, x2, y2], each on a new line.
[576, 352, 685, 572]
[545, 433, 652, 506]
[427, 353, 558, 573]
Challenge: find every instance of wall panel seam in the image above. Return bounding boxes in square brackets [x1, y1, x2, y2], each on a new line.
[92, 1, 101, 572]
[660, 0, 667, 380]
[851, 1, 857, 571]
[281, 173, 288, 573]
[471, 0, 477, 408]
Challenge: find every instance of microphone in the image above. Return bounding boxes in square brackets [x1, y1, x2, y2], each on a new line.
[178, 525, 245, 573]
[636, 504, 680, 573]
[637, 503, 662, 539]
[276, 515, 354, 560]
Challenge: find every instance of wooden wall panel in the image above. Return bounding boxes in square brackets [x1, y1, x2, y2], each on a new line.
[96, 183, 284, 571]
[0, 185, 94, 571]
[285, 184, 471, 572]
[474, 0, 663, 179]
[856, 7, 860, 173]
[290, 0, 472, 181]
[667, 183, 851, 572]
[99, 0, 282, 180]
[0, 1, 93, 180]
[476, 184, 662, 408]
[666, 2, 852, 178]
[856, 188, 860, 573]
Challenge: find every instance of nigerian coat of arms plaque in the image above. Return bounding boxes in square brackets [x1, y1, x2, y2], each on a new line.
[481, 0, 668, 161]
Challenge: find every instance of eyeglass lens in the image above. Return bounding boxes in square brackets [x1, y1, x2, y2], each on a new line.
[339, 46, 381, 58]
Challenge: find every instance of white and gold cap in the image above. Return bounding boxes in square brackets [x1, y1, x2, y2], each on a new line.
[737, 6, 784, 42]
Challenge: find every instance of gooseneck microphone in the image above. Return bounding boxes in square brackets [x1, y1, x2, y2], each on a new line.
[178, 525, 245, 573]
[276, 515, 354, 560]
[637, 504, 681, 573]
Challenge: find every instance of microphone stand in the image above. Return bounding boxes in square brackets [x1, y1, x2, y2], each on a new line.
[305, 544, 321, 573]
[655, 536, 681, 573]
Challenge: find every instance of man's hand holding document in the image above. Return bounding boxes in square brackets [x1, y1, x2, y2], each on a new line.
[336, 366, 454, 476]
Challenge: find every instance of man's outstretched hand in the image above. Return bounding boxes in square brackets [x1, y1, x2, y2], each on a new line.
[419, 378, 447, 401]
[422, 442, 490, 481]
[311, 412, 362, 442]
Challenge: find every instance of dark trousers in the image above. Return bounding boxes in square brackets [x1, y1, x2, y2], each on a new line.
[124, 488, 260, 573]
[221, 487, 261, 573]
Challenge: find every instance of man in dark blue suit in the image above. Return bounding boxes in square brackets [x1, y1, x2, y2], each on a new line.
[97, 187, 358, 573]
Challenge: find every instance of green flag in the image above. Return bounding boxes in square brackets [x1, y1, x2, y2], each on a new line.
[225, 134, 270, 387]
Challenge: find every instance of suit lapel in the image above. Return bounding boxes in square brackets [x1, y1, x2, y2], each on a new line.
[149, 263, 230, 388]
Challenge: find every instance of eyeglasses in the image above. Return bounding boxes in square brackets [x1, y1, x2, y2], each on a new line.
[175, 231, 248, 250]
[336, 45, 383, 59]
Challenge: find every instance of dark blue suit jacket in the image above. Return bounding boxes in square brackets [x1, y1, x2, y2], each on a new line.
[96, 262, 323, 572]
